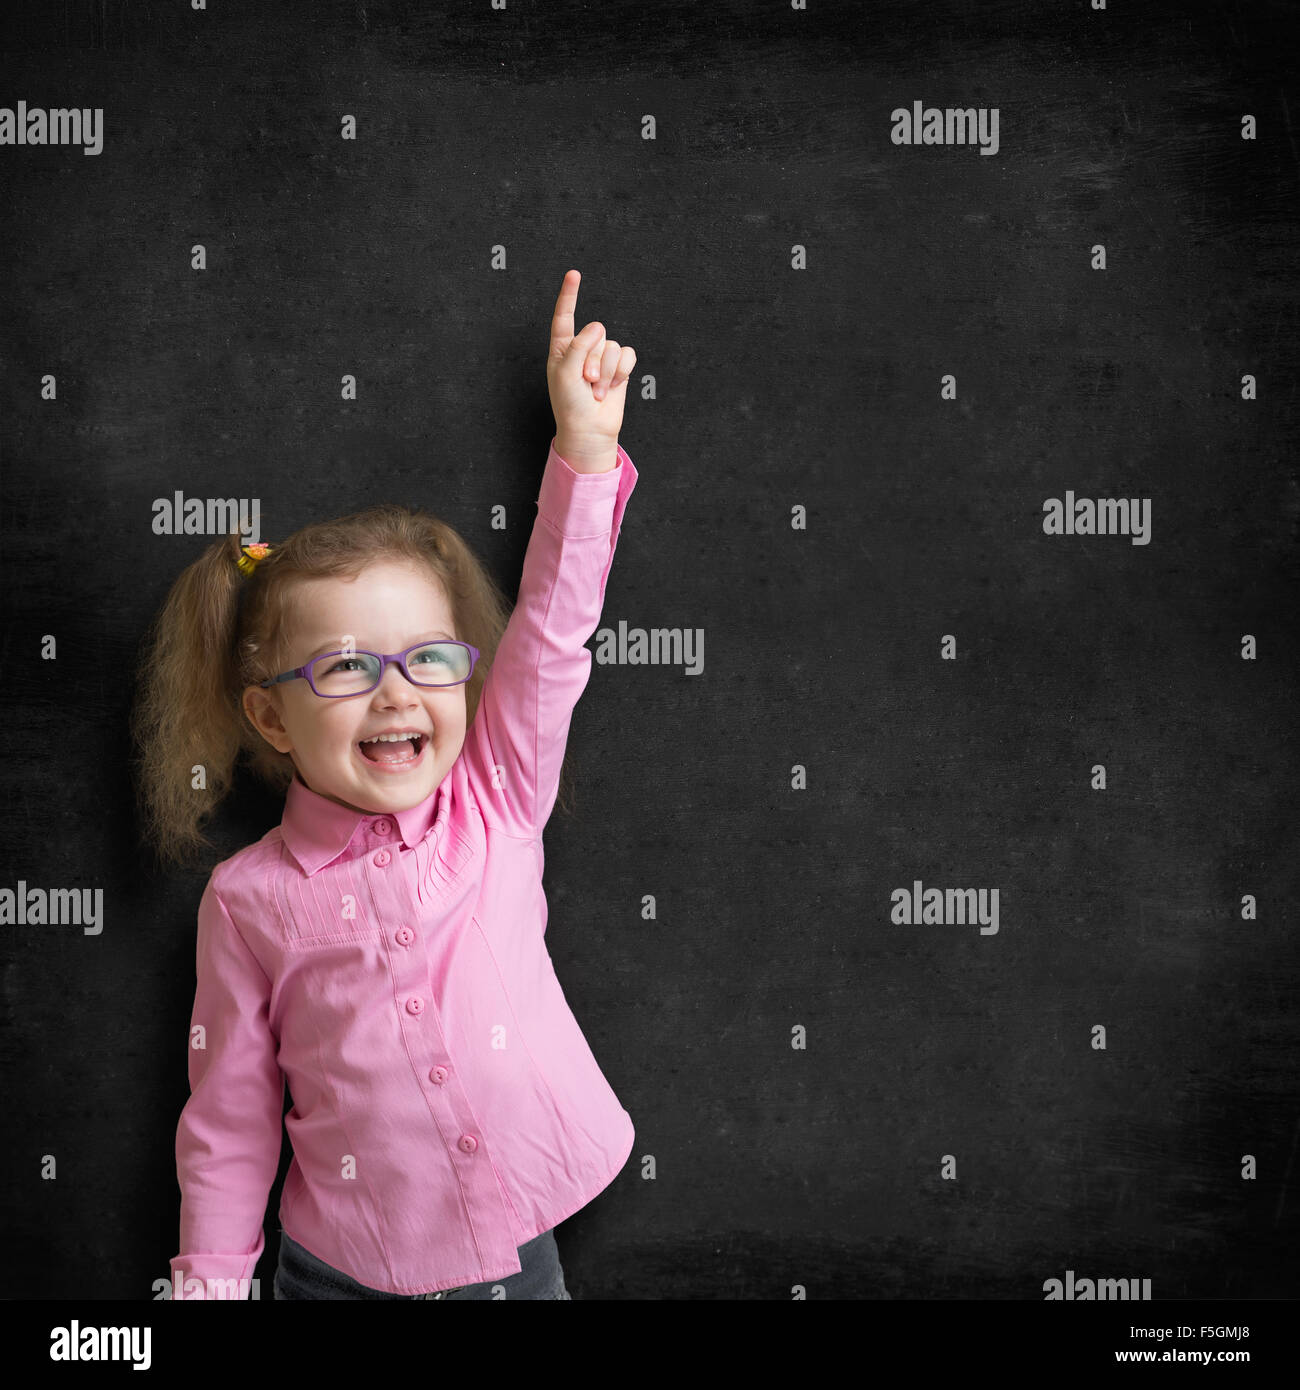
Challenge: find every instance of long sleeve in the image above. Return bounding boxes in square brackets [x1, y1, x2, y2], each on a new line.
[169, 876, 284, 1300]
[465, 437, 638, 838]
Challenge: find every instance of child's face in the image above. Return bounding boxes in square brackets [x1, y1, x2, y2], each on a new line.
[242, 560, 469, 816]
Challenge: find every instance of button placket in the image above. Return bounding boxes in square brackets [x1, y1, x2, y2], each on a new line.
[368, 823, 486, 1217]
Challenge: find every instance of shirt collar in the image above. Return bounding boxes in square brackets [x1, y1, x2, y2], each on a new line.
[280, 771, 445, 876]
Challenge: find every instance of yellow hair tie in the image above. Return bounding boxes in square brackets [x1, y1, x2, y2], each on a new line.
[236, 542, 273, 577]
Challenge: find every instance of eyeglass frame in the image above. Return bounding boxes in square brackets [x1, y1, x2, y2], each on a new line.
[258, 639, 481, 698]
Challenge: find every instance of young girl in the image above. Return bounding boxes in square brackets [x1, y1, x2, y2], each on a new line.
[134, 271, 639, 1300]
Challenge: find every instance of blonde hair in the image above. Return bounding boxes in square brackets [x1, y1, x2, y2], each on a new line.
[130, 503, 577, 871]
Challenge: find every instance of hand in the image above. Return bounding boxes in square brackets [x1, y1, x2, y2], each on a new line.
[546, 269, 636, 467]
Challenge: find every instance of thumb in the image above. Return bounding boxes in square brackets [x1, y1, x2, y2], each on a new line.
[562, 321, 605, 369]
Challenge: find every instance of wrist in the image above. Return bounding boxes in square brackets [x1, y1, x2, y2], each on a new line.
[553, 435, 618, 474]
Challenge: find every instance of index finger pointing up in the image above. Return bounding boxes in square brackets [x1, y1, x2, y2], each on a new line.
[549, 269, 581, 358]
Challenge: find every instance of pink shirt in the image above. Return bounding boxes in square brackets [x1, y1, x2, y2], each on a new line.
[169, 440, 638, 1298]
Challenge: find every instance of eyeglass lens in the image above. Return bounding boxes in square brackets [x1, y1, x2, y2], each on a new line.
[309, 643, 471, 694]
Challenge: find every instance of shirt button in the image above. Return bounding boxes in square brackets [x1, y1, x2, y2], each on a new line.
[396, 926, 415, 946]
[373, 818, 393, 836]
[458, 1135, 477, 1154]
[406, 996, 424, 1015]
[429, 1066, 449, 1085]
[372, 848, 390, 867]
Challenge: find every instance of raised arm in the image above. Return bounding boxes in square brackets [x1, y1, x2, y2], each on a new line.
[462, 271, 639, 837]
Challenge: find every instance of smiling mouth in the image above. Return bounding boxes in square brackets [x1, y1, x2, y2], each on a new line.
[357, 733, 427, 765]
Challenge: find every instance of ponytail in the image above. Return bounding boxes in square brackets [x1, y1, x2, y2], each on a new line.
[129, 529, 252, 871]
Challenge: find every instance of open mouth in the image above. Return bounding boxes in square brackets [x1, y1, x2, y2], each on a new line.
[356, 732, 427, 768]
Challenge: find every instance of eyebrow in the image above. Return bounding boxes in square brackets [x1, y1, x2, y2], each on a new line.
[305, 632, 455, 659]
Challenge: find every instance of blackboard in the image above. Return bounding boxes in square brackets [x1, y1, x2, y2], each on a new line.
[1, 0, 1296, 1338]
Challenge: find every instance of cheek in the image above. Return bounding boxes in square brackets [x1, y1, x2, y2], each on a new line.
[318, 720, 355, 754]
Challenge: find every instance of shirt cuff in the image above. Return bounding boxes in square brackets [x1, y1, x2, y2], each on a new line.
[170, 1248, 261, 1300]
[537, 438, 637, 539]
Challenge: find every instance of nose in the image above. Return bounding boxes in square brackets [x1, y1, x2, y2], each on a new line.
[373, 658, 421, 703]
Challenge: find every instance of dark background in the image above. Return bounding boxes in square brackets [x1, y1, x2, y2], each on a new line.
[1, 0, 1296, 1301]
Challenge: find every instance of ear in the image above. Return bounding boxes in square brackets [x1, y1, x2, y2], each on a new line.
[243, 685, 294, 754]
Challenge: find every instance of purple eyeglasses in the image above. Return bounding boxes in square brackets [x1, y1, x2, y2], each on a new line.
[259, 639, 481, 698]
